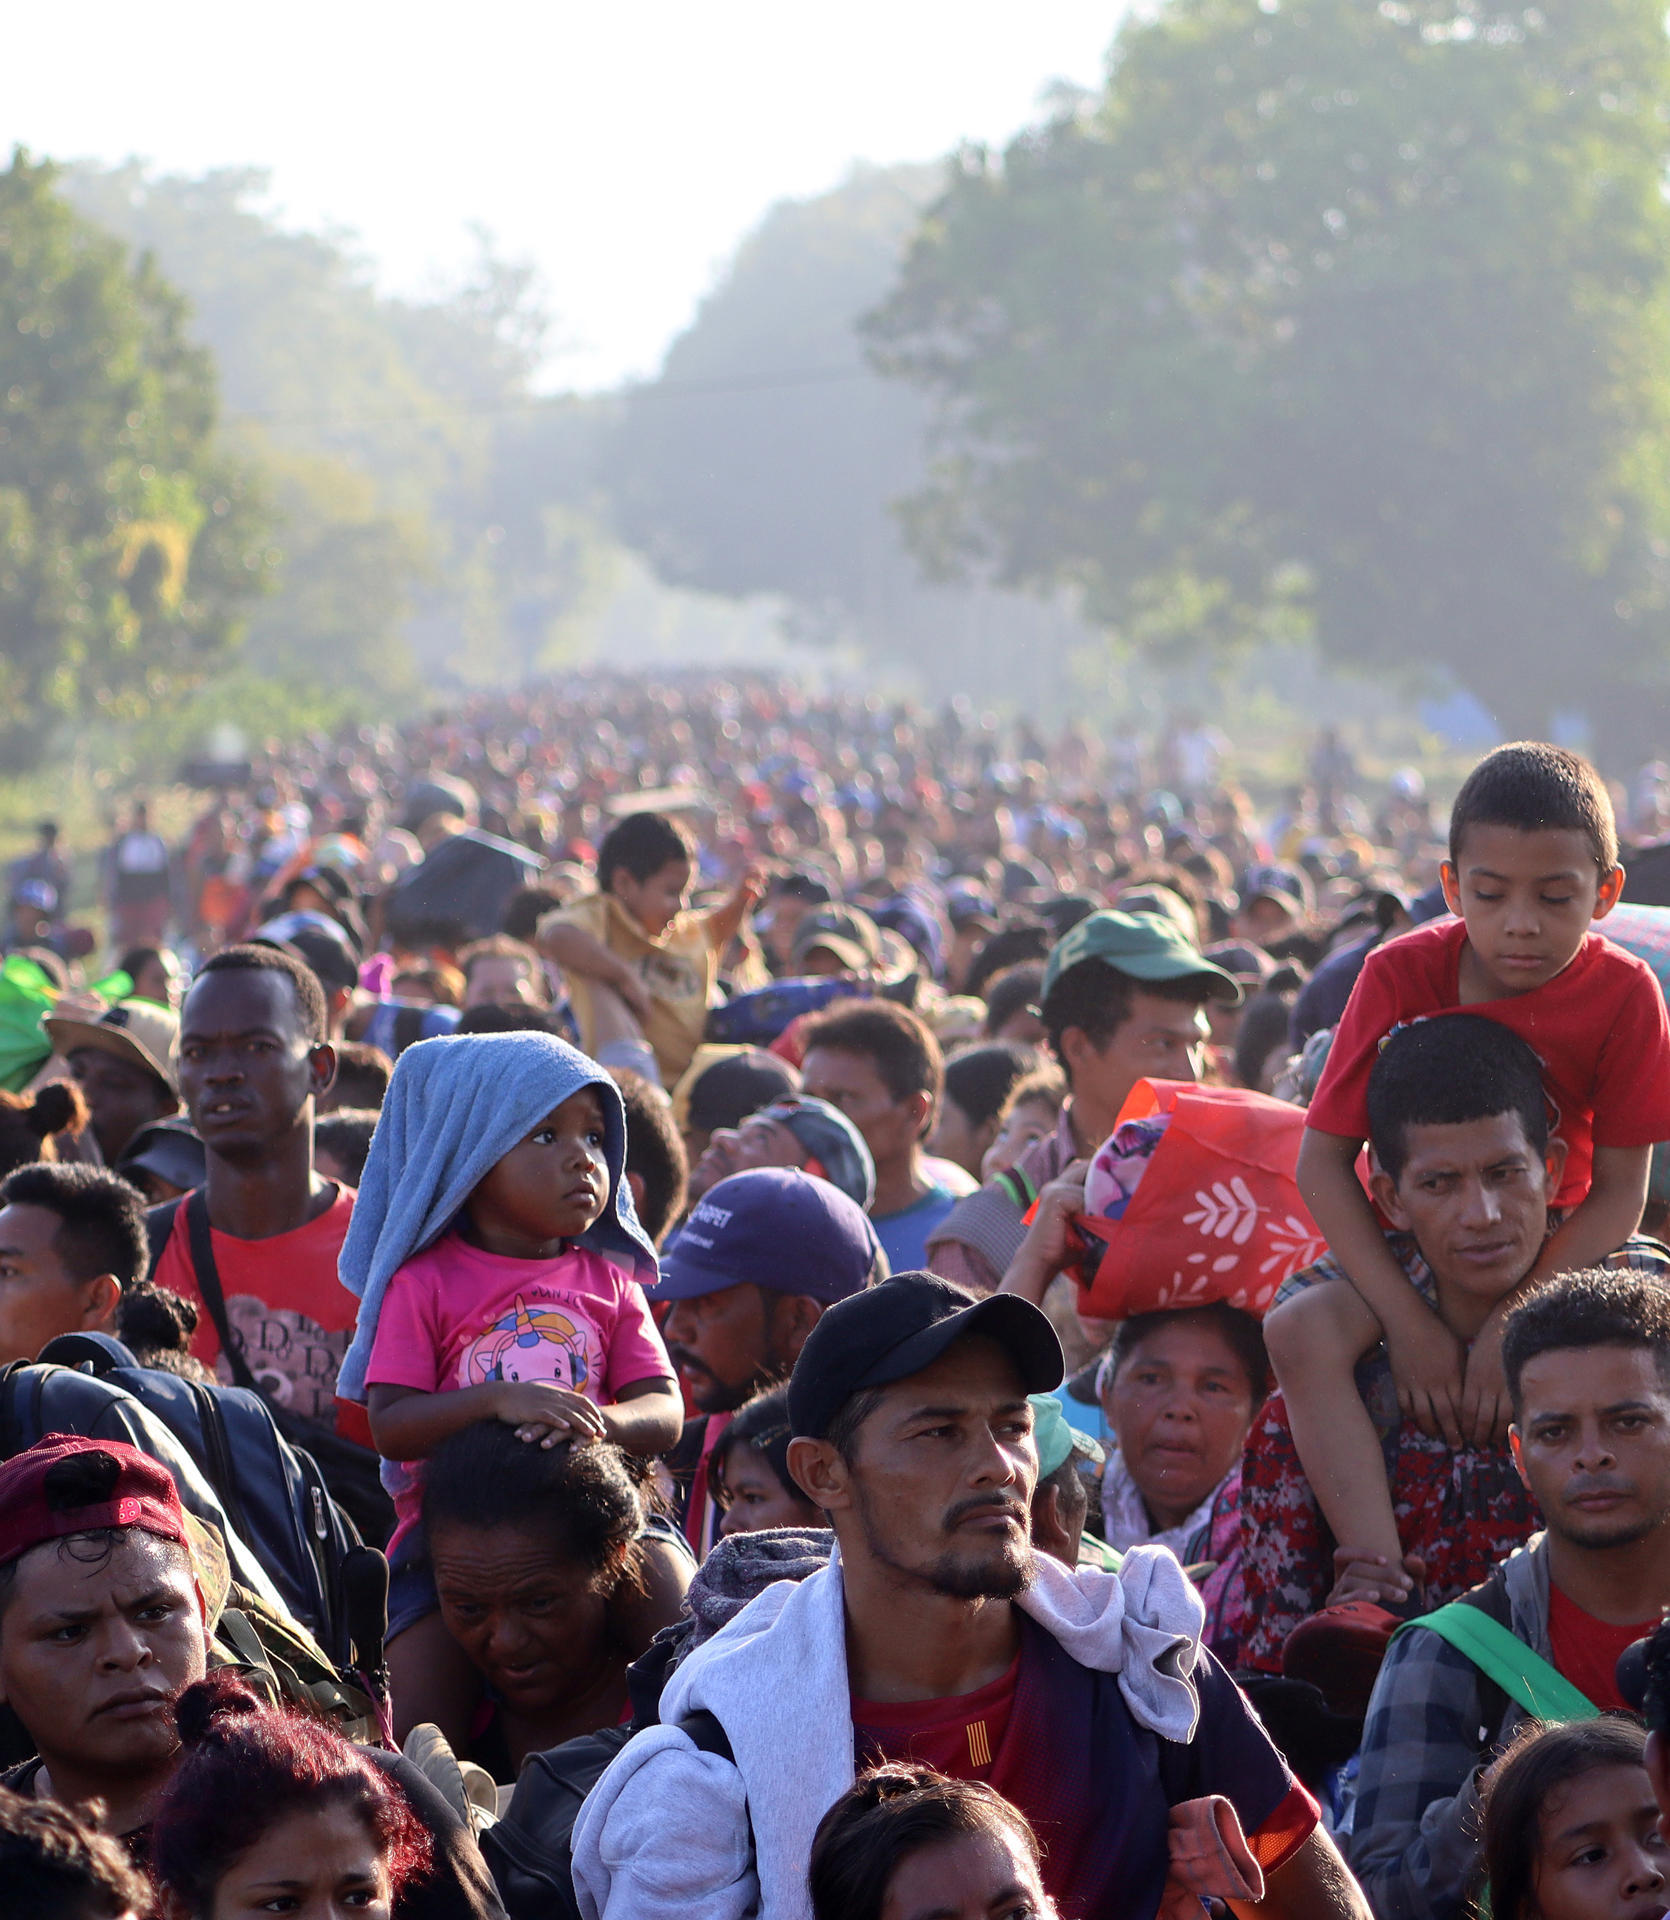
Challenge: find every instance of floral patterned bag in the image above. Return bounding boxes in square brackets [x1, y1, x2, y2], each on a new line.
[1067, 1079, 1325, 1320]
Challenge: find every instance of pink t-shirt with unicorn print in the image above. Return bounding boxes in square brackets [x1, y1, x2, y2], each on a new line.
[364, 1232, 672, 1548]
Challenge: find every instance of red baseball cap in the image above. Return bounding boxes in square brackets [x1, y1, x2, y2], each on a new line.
[0, 1436, 192, 1570]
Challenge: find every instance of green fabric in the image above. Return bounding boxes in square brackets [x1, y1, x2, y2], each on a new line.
[1395, 1603, 1599, 1723]
[995, 1164, 1040, 1212]
[0, 955, 57, 1092]
[0, 962, 132, 1093]
[1040, 907, 1242, 1001]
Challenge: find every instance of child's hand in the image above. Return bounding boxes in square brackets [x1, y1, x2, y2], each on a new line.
[489, 1382, 608, 1449]
[1461, 1317, 1511, 1447]
[1384, 1310, 1466, 1446]
[1327, 1546, 1426, 1610]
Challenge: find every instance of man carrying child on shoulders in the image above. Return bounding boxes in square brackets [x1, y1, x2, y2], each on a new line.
[1241, 1014, 1670, 1668]
[1281, 743, 1670, 1610]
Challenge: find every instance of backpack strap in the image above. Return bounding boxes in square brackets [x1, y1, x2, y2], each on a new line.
[144, 1197, 182, 1283]
[1394, 1604, 1599, 1724]
[182, 1189, 260, 1394]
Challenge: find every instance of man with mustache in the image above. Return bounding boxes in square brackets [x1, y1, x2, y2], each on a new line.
[655, 1166, 884, 1554]
[1241, 1014, 1670, 1670]
[1350, 1269, 1670, 1920]
[576, 1273, 1371, 1920]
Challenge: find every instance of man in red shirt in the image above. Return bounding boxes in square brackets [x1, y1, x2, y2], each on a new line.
[148, 945, 384, 1535]
[1352, 1269, 1670, 1920]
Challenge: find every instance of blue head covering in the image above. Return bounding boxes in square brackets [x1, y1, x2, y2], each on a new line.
[336, 1030, 657, 1401]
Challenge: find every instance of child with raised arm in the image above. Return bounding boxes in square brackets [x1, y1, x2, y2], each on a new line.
[334, 1028, 683, 1735]
[1280, 742, 1670, 1595]
[535, 808, 763, 1089]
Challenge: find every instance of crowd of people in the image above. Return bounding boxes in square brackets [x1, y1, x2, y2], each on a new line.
[5, 676, 1670, 1920]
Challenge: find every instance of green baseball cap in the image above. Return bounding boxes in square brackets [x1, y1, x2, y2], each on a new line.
[1029, 1393, 1105, 1477]
[1040, 909, 1243, 1005]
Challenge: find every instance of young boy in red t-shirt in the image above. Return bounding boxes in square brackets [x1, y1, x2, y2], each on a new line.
[1278, 742, 1670, 1593]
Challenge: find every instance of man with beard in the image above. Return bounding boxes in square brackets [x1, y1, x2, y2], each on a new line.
[1351, 1270, 1670, 1920]
[655, 1167, 882, 1554]
[575, 1273, 1369, 1920]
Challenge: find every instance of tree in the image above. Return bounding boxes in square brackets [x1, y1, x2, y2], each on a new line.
[867, 0, 1670, 758]
[62, 164, 613, 695]
[0, 151, 271, 767]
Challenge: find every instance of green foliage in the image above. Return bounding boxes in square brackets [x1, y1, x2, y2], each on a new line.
[868, 0, 1670, 755]
[0, 150, 272, 769]
[60, 165, 615, 702]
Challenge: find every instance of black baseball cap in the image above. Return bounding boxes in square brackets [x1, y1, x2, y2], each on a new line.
[670, 1047, 800, 1135]
[115, 1118, 206, 1194]
[772, 870, 835, 906]
[788, 1271, 1063, 1440]
[253, 910, 360, 996]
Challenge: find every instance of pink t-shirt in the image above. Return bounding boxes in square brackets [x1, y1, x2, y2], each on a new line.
[365, 1233, 674, 1548]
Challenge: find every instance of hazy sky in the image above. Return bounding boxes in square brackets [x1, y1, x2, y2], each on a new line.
[2, 3, 1123, 390]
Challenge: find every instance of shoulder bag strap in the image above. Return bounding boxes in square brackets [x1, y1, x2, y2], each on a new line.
[1394, 1604, 1599, 1724]
[144, 1198, 182, 1280]
[185, 1189, 260, 1394]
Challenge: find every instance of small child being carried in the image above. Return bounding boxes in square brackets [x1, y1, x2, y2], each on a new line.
[335, 1029, 683, 1735]
[1280, 742, 1670, 1600]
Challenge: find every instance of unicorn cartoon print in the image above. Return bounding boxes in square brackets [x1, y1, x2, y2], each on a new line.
[462, 1294, 595, 1392]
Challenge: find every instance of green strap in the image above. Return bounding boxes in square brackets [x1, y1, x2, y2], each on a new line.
[995, 1166, 1040, 1212]
[1394, 1604, 1599, 1723]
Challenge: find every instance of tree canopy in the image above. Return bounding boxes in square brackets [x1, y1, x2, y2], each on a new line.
[867, 0, 1670, 758]
[0, 151, 270, 767]
[61, 163, 614, 703]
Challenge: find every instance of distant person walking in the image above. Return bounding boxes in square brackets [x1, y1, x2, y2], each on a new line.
[104, 802, 173, 949]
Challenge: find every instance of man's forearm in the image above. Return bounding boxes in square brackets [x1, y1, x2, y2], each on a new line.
[1348, 1774, 1486, 1920]
[1235, 1830, 1372, 1920]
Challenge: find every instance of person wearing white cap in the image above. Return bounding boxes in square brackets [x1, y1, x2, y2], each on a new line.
[42, 1000, 181, 1165]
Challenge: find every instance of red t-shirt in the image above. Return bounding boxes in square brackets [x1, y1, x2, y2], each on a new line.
[852, 1622, 1314, 1920]
[1547, 1583, 1656, 1713]
[1307, 919, 1670, 1208]
[853, 1650, 1021, 1782]
[153, 1188, 363, 1435]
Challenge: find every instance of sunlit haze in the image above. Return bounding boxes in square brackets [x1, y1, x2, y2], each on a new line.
[1, 2, 1123, 390]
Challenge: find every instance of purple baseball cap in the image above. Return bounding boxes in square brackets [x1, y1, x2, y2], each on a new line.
[651, 1167, 884, 1304]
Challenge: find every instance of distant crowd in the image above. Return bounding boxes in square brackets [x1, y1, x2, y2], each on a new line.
[6, 678, 1670, 1920]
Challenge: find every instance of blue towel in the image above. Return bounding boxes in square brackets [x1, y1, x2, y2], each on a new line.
[336, 1030, 658, 1401]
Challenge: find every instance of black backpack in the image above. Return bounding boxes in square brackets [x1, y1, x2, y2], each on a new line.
[145, 1191, 395, 1545]
[0, 1350, 292, 1603]
[481, 1709, 734, 1920]
[7, 1331, 370, 1673]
